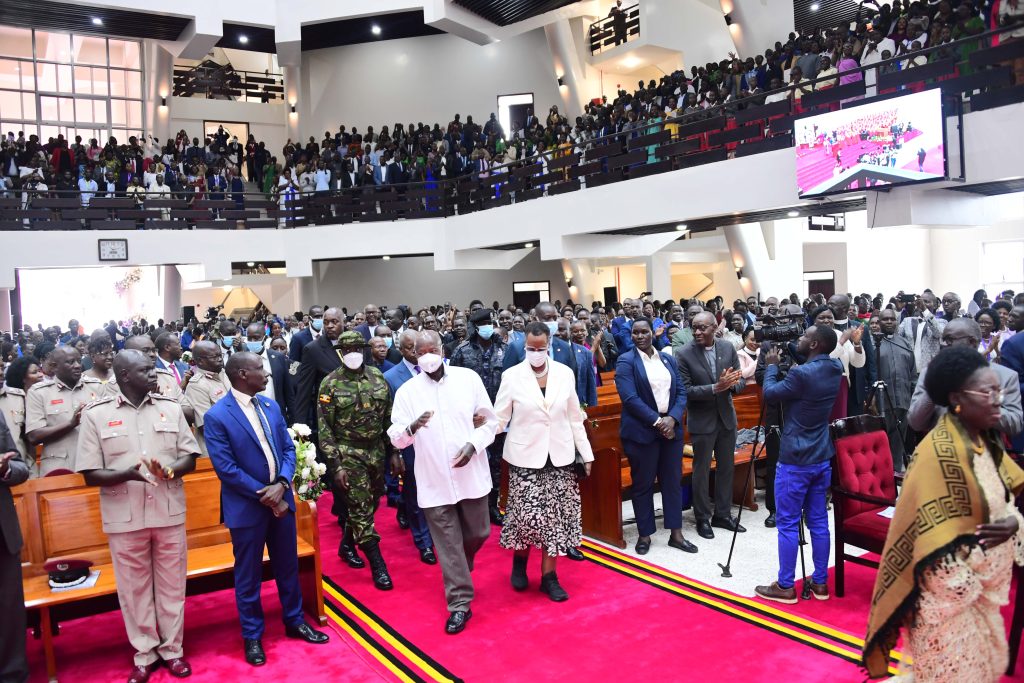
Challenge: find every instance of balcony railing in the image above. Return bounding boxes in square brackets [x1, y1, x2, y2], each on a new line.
[172, 63, 285, 103]
[589, 4, 640, 55]
[4, 23, 1023, 233]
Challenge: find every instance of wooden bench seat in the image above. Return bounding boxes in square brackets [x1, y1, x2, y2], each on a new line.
[14, 458, 324, 682]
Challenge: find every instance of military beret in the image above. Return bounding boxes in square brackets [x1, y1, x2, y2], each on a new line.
[335, 331, 368, 348]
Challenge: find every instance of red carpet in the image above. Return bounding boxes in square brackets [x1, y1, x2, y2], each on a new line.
[26, 573, 392, 682]
[319, 493, 879, 682]
[796, 128, 927, 192]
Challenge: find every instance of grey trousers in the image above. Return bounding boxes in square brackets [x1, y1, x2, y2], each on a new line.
[422, 495, 490, 612]
[690, 424, 737, 521]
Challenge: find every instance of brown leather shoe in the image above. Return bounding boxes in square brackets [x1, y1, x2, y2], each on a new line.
[127, 663, 158, 683]
[165, 657, 193, 678]
[754, 582, 797, 604]
[809, 581, 830, 601]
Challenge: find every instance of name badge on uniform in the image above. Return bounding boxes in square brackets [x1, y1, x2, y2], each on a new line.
[107, 420, 123, 427]
[50, 399, 64, 405]
[213, 389, 224, 397]
[319, 394, 332, 404]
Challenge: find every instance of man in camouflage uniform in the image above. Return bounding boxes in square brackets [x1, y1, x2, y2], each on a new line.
[317, 331, 395, 591]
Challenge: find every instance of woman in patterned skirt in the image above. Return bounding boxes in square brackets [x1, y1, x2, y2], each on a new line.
[493, 321, 594, 602]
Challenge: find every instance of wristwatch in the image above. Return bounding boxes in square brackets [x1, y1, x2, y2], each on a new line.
[164, 466, 175, 479]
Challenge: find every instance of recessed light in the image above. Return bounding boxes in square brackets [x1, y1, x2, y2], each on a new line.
[246, 261, 254, 267]
[382, 255, 391, 260]
[92, 17, 103, 26]
[524, 242, 534, 248]
[787, 210, 800, 217]
[675, 224, 688, 231]
[810, 2, 820, 11]
[238, 35, 249, 44]
[371, 25, 382, 36]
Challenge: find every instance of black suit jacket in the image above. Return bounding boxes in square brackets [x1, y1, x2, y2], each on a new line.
[0, 413, 30, 555]
[292, 335, 340, 429]
[675, 339, 744, 434]
[289, 328, 313, 362]
[340, 171, 362, 189]
[267, 349, 289, 421]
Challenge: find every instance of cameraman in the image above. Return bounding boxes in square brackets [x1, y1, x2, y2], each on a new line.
[755, 325, 843, 604]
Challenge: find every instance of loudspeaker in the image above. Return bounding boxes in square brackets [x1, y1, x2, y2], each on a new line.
[181, 306, 195, 323]
[603, 286, 619, 308]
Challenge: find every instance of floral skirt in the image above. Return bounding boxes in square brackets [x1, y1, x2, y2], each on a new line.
[499, 462, 582, 556]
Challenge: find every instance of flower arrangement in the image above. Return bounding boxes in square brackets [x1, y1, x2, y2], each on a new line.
[288, 423, 326, 501]
[114, 268, 143, 296]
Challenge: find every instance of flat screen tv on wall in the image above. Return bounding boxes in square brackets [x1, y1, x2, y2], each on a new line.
[794, 88, 947, 198]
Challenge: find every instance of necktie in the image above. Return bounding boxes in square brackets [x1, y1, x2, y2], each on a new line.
[170, 363, 180, 383]
[253, 399, 282, 482]
[414, 366, 421, 374]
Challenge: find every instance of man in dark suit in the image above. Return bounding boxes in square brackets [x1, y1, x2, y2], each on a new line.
[502, 302, 578, 379]
[611, 298, 638, 353]
[288, 305, 323, 363]
[338, 160, 362, 190]
[829, 294, 876, 413]
[292, 308, 344, 430]
[244, 322, 290, 421]
[559, 319, 597, 406]
[675, 312, 746, 539]
[354, 304, 382, 341]
[155, 332, 189, 385]
[0, 413, 30, 682]
[204, 353, 329, 666]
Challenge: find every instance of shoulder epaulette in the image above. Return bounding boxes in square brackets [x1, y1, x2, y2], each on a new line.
[83, 396, 116, 410]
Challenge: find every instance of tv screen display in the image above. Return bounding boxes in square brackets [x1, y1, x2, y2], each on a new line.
[795, 89, 946, 198]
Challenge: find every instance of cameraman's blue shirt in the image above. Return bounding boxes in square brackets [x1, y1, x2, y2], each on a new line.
[763, 355, 844, 465]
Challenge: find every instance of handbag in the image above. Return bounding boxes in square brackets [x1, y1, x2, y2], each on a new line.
[573, 450, 589, 480]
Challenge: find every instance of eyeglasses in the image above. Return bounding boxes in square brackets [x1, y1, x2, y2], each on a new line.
[962, 388, 1004, 404]
[941, 298, 960, 305]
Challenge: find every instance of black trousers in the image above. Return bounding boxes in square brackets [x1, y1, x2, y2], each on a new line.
[0, 546, 28, 682]
[690, 423, 737, 521]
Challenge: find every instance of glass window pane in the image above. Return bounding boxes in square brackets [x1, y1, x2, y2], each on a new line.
[0, 27, 33, 59]
[127, 101, 142, 129]
[0, 90, 21, 120]
[19, 60, 34, 90]
[58, 96, 73, 121]
[37, 32, 72, 63]
[109, 69, 125, 97]
[0, 60, 20, 90]
[110, 99, 126, 125]
[22, 92, 35, 120]
[108, 40, 140, 69]
[75, 98, 93, 123]
[40, 124, 59, 141]
[93, 100, 107, 125]
[57, 64, 73, 93]
[40, 95, 58, 121]
[92, 67, 107, 96]
[36, 63, 57, 91]
[125, 71, 142, 99]
[74, 66, 92, 94]
[73, 35, 107, 66]
[111, 128, 127, 145]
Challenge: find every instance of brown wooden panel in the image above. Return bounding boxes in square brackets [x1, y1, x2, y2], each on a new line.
[39, 488, 106, 559]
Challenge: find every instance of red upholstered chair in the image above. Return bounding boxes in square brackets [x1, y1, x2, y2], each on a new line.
[830, 415, 897, 597]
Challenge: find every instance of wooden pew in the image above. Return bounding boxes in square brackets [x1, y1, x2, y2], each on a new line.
[14, 458, 325, 682]
[582, 376, 764, 549]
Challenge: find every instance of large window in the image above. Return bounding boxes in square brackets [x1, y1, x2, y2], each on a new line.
[0, 26, 144, 145]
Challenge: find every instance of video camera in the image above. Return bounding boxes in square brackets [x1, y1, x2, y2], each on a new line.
[753, 313, 805, 344]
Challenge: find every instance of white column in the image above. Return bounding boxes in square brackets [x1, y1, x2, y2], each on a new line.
[0, 289, 11, 332]
[544, 19, 590, 119]
[297, 274, 318, 312]
[144, 41, 173, 144]
[644, 252, 673, 300]
[724, 222, 771, 299]
[162, 266, 182, 323]
[283, 65, 301, 145]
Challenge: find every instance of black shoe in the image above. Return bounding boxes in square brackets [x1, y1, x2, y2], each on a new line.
[243, 639, 265, 666]
[445, 609, 472, 635]
[489, 505, 505, 526]
[667, 536, 698, 553]
[419, 548, 437, 565]
[711, 516, 746, 533]
[635, 537, 651, 555]
[765, 513, 776, 528]
[511, 555, 528, 591]
[396, 508, 409, 530]
[338, 537, 365, 569]
[540, 572, 569, 602]
[697, 520, 715, 539]
[361, 542, 393, 591]
[386, 498, 399, 509]
[285, 622, 330, 644]
[565, 546, 585, 562]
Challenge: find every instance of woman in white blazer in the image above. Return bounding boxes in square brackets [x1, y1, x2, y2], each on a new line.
[493, 321, 594, 602]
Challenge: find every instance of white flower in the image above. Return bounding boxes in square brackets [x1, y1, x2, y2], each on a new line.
[300, 467, 311, 479]
[298, 483, 308, 495]
[316, 462, 327, 475]
[293, 423, 312, 438]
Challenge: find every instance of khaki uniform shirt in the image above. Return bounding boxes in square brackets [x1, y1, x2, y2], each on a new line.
[25, 376, 116, 475]
[76, 392, 200, 534]
[0, 386, 28, 461]
[182, 369, 230, 456]
[155, 368, 183, 403]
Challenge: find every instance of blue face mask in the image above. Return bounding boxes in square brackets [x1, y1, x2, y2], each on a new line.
[310, 318, 323, 331]
[545, 321, 559, 337]
[246, 341, 264, 353]
[221, 335, 235, 348]
[477, 324, 494, 340]
[384, 336, 393, 348]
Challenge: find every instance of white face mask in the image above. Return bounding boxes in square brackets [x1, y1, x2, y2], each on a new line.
[417, 352, 443, 374]
[526, 349, 548, 368]
[341, 352, 364, 370]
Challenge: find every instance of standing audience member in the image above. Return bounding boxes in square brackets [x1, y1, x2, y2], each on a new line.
[874, 308, 917, 470]
[181, 341, 230, 456]
[0, 414, 31, 683]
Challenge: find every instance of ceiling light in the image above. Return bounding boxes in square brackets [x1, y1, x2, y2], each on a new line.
[238, 35, 249, 44]
[787, 210, 800, 217]
[675, 224, 688, 231]
[810, 2, 820, 11]
[246, 261, 254, 267]
[382, 255, 390, 260]
[524, 242, 534, 248]
[371, 25, 382, 36]
[92, 17, 103, 26]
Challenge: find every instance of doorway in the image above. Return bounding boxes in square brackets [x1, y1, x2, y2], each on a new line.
[803, 270, 835, 300]
[203, 120, 248, 146]
[497, 93, 534, 137]
[512, 280, 549, 312]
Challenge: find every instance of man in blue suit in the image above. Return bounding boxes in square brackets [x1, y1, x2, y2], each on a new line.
[611, 298, 638, 353]
[562, 319, 597, 407]
[383, 330, 436, 565]
[502, 302, 578, 380]
[999, 305, 1024, 455]
[155, 332, 188, 384]
[288, 305, 323, 363]
[204, 352, 329, 667]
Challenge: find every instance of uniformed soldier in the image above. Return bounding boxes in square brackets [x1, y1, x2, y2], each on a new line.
[0, 364, 27, 463]
[123, 335, 183, 403]
[317, 331, 394, 591]
[76, 349, 200, 683]
[182, 341, 231, 456]
[26, 347, 114, 477]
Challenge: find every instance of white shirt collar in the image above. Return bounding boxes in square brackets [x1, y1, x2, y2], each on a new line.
[231, 387, 254, 407]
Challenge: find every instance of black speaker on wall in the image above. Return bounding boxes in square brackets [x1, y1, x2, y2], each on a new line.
[182, 306, 196, 323]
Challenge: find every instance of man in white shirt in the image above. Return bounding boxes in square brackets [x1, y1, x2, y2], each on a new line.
[388, 331, 498, 635]
[78, 174, 98, 207]
[861, 30, 897, 96]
